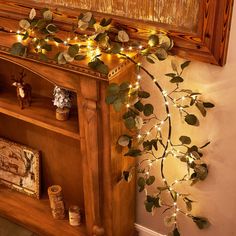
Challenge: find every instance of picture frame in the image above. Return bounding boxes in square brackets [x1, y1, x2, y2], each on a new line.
[0, 0, 234, 66]
[0, 138, 40, 199]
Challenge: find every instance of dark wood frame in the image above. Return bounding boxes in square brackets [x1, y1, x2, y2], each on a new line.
[0, 0, 234, 66]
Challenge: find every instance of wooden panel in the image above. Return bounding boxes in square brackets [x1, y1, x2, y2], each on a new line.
[0, 187, 87, 236]
[35, 0, 200, 33]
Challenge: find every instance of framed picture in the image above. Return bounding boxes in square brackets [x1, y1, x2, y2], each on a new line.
[0, 0, 233, 65]
[16, 0, 233, 66]
[0, 138, 40, 199]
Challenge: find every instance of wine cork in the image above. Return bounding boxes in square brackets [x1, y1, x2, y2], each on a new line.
[48, 185, 65, 220]
[69, 205, 81, 226]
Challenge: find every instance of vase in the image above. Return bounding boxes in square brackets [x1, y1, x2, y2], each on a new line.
[56, 107, 70, 121]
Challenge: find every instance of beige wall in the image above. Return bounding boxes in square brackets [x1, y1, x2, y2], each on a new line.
[136, 7, 236, 236]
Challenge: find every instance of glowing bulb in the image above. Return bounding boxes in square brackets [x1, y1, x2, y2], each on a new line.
[181, 96, 185, 101]
[74, 36, 78, 40]
[36, 45, 41, 49]
[137, 134, 142, 139]
[64, 41, 68, 45]
[158, 127, 161, 131]
[173, 202, 177, 206]
[161, 121, 164, 125]
[162, 178, 166, 182]
[137, 75, 141, 80]
[176, 208, 180, 212]
[55, 42, 59, 47]
[16, 30, 20, 34]
[175, 180, 179, 184]
[129, 85, 133, 89]
[67, 38, 71, 41]
[137, 63, 141, 66]
[120, 47, 124, 52]
[167, 114, 171, 117]
[126, 104, 130, 108]
[147, 131, 150, 136]
[129, 46, 133, 50]
[165, 101, 169, 105]
[139, 45, 143, 49]
[153, 78, 157, 82]
[45, 38, 49, 42]
[146, 171, 150, 175]
[169, 187, 173, 191]
[17, 35, 22, 42]
[173, 213, 177, 217]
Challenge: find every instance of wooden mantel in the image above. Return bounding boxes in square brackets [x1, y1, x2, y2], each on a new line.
[0, 2, 138, 236]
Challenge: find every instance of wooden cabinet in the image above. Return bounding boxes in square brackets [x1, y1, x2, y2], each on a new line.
[0, 2, 137, 235]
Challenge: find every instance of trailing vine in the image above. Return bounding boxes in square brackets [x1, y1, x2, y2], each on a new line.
[9, 8, 215, 236]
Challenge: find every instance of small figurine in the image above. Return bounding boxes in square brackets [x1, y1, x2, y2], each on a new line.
[12, 69, 32, 109]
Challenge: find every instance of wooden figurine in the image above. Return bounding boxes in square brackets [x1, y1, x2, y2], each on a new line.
[12, 70, 32, 109]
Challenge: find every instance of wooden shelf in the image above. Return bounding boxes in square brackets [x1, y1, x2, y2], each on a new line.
[0, 90, 80, 140]
[0, 186, 87, 236]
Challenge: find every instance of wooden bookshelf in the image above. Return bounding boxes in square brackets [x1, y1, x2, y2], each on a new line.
[0, 186, 87, 236]
[0, 90, 80, 140]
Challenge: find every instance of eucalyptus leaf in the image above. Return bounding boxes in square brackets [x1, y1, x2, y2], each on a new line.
[181, 61, 191, 70]
[155, 48, 168, 61]
[146, 176, 155, 185]
[123, 171, 132, 182]
[170, 76, 184, 83]
[196, 102, 207, 117]
[125, 149, 142, 157]
[124, 117, 136, 129]
[185, 114, 199, 126]
[143, 104, 154, 116]
[134, 101, 144, 112]
[203, 102, 215, 108]
[179, 136, 191, 145]
[68, 44, 79, 58]
[118, 30, 129, 43]
[148, 35, 159, 47]
[192, 217, 210, 229]
[29, 8, 36, 20]
[19, 19, 30, 30]
[138, 91, 150, 98]
[118, 135, 131, 147]
[113, 98, 123, 112]
[74, 54, 86, 60]
[10, 42, 26, 56]
[53, 37, 63, 43]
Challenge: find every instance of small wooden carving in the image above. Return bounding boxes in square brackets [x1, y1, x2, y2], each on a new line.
[12, 69, 32, 109]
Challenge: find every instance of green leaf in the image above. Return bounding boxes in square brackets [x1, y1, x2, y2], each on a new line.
[137, 177, 146, 192]
[185, 114, 199, 126]
[36, 19, 47, 29]
[145, 201, 154, 212]
[124, 117, 136, 129]
[100, 18, 112, 27]
[133, 101, 143, 112]
[118, 135, 131, 147]
[41, 44, 52, 51]
[120, 82, 130, 91]
[146, 176, 155, 185]
[74, 54, 86, 60]
[179, 136, 191, 145]
[125, 149, 142, 157]
[123, 171, 132, 182]
[173, 227, 180, 236]
[53, 37, 63, 43]
[148, 35, 159, 47]
[203, 102, 215, 108]
[181, 61, 191, 70]
[138, 91, 150, 99]
[107, 83, 120, 95]
[46, 24, 57, 33]
[110, 42, 122, 54]
[10, 42, 26, 56]
[88, 58, 109, 75]
[194, 164, 208, 180]
[113, 98, 123, 112]
[196, 102, 207, 117]
[146, 56, 155, 64]
[143, 104, 154, 116]
[105, 94, 117, 104]
[165, 73, 176, 78]
[155, 48, 168, 61]
[170, 76, 184, 83]
[22, 31, 29, 40]
[38, 52, 48, 61]
[68, 44, 79, 58]
[192, 217, 210, 229]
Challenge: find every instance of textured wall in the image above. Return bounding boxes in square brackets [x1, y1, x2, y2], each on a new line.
[136, 6, 236, 236]
[34, 0, 200, 31]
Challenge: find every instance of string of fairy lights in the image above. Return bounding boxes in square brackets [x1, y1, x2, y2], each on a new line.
[4, 9, 211, 233]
